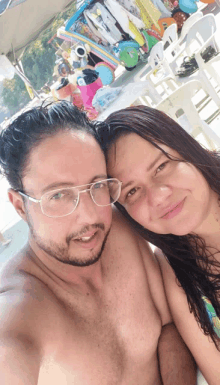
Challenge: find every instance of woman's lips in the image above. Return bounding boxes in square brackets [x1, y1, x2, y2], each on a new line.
[160, 199, 185, 220]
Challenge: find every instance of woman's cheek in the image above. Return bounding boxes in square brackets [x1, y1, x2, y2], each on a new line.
[127, 201, 150, 228]
[175, 162, 196, 183]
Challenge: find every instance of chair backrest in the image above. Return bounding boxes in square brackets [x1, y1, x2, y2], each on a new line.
[157, 79, 203, 106]
[185, 14, 216, 54]
[162, 23, 178, 48]
[148, 41, 164, 69]
[180, 11, 203, 41]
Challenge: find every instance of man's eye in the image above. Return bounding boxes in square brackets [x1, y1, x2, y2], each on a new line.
[51, 192, 64, 200]
[155, 161, 169, 175]
[94, 182, 105, 189]
[50, 190, 71, 200]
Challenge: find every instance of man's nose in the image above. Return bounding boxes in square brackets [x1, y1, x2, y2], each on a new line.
[148, 184, 172, 207]
[75, 190, 100, 223]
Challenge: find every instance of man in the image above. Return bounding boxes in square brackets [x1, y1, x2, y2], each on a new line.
[0, 101, 196, 384]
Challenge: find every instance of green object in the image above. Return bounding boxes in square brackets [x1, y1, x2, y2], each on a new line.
[202, 296, 220, 338]
[119, 47, 139, 68]
[142, 30, 159, 51]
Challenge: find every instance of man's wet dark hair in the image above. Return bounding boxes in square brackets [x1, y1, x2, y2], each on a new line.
[0, 101, 99, 192]
[96, 105, 220, 348]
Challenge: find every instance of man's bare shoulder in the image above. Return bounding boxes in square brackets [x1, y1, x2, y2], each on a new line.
[154, 247, 179, 284]
[0, 252, 62, 347]
[0, 254, 44, 384]
[1, 247, 54, 299]
[110, 207, 150, 247]
[109, 212, 172, 325]
[111, 206, 133, 228]
[108, 208, 162, 269]
[110, 208, 164, 268]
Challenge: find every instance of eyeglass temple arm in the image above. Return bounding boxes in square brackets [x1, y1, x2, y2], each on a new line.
[19, 191, 40, 203]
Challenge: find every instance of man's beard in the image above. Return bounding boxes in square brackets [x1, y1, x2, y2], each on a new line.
[27, 214, 110, 267]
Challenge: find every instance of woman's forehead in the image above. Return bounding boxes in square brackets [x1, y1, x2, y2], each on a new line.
[107, 133, 170, 162]
[107, 133, 179, 179]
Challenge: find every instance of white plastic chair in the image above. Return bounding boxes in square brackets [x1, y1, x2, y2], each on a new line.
[162, 23, 178, 47]
[155, 79, 220, 149]
[180, 11, 203, 42]
[184, 14, 219, 56]
[134, 41, 179, 98]
[162, 12, 203, 66]
[162, 23, 182, 63]
[160, 14, 220, 110]
[182, 13, 220, 107]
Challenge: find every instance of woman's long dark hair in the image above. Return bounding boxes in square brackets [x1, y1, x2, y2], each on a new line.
[96, 105, 220, 348]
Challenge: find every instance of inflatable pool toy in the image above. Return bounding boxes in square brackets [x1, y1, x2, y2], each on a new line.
[142, 30, 160, 51]
[118, 40, 140, 68]
[94, 62, 115, 85]
[151, 17, 177, 38]
[178, 0, 199, 14]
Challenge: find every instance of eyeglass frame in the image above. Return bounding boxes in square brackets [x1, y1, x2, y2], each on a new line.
[18, 178, 122, 218]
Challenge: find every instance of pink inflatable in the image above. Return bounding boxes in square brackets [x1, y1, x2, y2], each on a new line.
[77, 77, 103, 109]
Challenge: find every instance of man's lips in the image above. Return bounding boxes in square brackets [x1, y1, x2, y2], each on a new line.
[70, 230, 101, 250]
[73, 230, 97, 242]
[160, 199, 185, 220]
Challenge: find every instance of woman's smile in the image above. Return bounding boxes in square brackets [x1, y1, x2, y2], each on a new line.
[160, 198, 186, 220]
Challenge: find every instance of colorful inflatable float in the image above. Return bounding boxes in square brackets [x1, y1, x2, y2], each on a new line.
[57, 0, 204, 73]
[57, 0, 162, 71]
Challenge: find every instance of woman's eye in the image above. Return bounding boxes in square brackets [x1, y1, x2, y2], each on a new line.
[127, 187, 138, 199]
[155, 161, 169, 175]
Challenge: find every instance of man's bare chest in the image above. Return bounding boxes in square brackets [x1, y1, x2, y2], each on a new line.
[38, 266, 162, 385]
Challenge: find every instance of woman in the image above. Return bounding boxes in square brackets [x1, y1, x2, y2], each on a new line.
[96, 105, 220, 384]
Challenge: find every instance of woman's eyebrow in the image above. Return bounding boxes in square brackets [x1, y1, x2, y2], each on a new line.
[146, 152, 164, 172]
[121, 180, 135, 192]
[121, 152, 165, 192]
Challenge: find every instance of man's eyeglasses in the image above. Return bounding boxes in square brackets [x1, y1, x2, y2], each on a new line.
[19, 178, 122, 218]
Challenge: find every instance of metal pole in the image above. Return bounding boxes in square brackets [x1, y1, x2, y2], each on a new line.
[14, 60, 41, 99]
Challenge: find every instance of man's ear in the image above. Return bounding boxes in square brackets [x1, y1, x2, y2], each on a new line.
[8, 189, 27, 222]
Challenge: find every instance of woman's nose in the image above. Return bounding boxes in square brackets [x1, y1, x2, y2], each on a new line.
[148, 184, 172, 207]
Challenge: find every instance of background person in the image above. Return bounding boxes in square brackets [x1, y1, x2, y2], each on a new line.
[98, 105, 220, 385]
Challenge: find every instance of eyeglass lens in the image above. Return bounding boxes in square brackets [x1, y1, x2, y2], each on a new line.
[41, 179, 121, 217]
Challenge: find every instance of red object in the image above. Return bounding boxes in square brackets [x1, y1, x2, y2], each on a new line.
[147, 29, 162, 41]
[47, 34, 57, 44]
